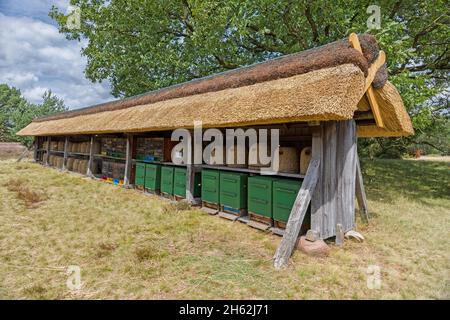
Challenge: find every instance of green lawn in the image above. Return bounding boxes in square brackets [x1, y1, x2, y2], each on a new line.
[0, 159, 448, 299]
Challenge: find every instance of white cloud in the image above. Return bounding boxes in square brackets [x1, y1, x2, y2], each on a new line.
[0, 10, 113, 109]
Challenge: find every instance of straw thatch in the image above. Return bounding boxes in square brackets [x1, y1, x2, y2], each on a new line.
[18, 64, 366, 136]
[30, 34, 385, 124]
[17, 34, 411, 138]
[357, 81, 414, 137]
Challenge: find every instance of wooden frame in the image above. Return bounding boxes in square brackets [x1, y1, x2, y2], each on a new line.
[349, 33, 385, 128]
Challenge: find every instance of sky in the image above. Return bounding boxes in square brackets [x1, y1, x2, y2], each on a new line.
[0, 0, 113, 109]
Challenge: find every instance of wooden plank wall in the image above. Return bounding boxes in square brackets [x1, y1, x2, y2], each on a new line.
[311, 120, 357, 239]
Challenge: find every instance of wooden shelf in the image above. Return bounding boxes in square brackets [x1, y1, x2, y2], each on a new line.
[131, 161, 304, 179]
[201, 164, 305, 179]
[94, 154, 126, 161]
[68, 152, 89, 157]
[49, 150, 64, 154]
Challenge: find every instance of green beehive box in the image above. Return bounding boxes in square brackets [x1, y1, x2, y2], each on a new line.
[219, 171, 248, 211]
[144, 163, 161, 192]
[273, 179, 302, 223]
[134, 162, 146, 187]
[248, 175, 276, 219]
[161, 166, 174, 195]
[201, 170, 220, 204]
[173, 167, 201, 198]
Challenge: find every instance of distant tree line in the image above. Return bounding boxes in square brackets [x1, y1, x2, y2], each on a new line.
[0, 84, 68, 146]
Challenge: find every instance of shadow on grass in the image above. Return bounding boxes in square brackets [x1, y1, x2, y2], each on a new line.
[361, 159, 450, 206]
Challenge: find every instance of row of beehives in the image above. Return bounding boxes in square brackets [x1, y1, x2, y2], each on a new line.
[134, 163, 308, 231]
[46, 155, 89, 174]
[101, 137, 126, 157]
[42, 140, 98, 154]
[135, 137, 164, 161]
[207, 145, 312, 175]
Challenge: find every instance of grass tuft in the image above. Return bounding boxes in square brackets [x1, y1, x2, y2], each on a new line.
[6, 178, 48, 208]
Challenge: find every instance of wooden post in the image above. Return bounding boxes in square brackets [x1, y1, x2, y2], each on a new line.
[62, 137, 69, 171]
[87, 136, 95, 177]
[355, 154, 370, 223]
[273, 158, 320, 269]
[310, 120, 357, 240]
[44, 136, 51, 165]
[33, 138, 38, 162]
[124, 134, 133, 187]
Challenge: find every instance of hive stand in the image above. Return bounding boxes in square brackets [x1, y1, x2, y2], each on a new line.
[274, 120, 370, 269]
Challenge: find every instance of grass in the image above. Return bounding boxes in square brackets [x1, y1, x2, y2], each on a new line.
[0, 159, 448, 299]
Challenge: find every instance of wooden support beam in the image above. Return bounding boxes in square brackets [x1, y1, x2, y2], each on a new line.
[33, 138, 38, 162]
[44, 136, 51, 165]
[87, 136, 94, 177]
[355, 154, 370, 223]
[349, 33, 384, 128]
[62, 137, 69, 171]
[123, 134, 133, 186]
[311, 120, 357, 240]
[186, 164, 195, 203]
[273, 158, 320, 269]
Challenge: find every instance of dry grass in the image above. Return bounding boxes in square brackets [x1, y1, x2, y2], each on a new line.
[0, 159, 448, 299]
[6, 178, 48, 208]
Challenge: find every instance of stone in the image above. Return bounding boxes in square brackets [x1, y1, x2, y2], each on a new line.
[305, 229, 320, 242]
[297, 236, 330, 257]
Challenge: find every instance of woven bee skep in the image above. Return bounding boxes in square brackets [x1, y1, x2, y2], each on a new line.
[58, 141, 64, 151]
[278, 147, 299, 174]
[300, 147, 312, 175]
[73, 159, 80, 172]
[79, 142, 85, 154]
[79, 160, 87, 174]
[67, 158, 74, 171]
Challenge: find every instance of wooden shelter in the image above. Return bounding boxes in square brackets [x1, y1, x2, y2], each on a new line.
[18, 33, 413, 268]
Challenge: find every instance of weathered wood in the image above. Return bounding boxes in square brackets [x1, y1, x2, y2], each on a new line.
[186, 164, 195, 203]
[17, 145, 31, 163]
[335, 120, 357, 239]
[310, 127, 323, 237]
[87, 136, 94, 177]
[273, 158, 320, 269]
[363, 51, 385, 92]
[62, 137, 69, 171]
[44, 136, 51, 165]
[355, 154, 370, 223]
[335, 223, 344, 246]
[33, 138, 38, 162]
[123, 134, 133, 186]
[311, 120, 357, 240]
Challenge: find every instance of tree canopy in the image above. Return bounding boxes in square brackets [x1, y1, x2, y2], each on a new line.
[49, 0, 449, 156]
[0, 84, 67, 146]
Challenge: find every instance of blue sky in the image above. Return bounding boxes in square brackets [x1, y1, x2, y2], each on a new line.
[0, 0, 113, 109]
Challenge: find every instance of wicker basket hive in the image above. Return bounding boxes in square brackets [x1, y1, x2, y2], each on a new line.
[300, 147, 312, 175]
[278, 147, 299, 173]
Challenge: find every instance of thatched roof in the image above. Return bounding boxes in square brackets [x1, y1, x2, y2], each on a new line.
[17, 34, 413, 138]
